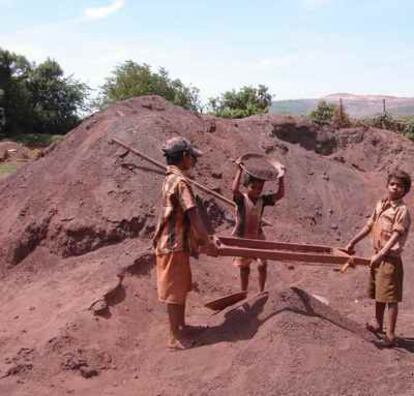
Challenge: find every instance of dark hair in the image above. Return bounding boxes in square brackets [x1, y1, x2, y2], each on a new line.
[164, 151, 185, 165]
[164, 150, 197, 165]
[388, 169, 411, 194]
[243, 173, 265, 187]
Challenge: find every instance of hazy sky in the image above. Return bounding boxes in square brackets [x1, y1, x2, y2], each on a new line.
[1, 0, 414, 101]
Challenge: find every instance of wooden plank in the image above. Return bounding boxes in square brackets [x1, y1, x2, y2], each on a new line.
[217, 246, 370, 266]
[218, 236, 334, 254]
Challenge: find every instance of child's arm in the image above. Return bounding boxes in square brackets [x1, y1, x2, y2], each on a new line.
[187, 208, 218, 256]
[344, 225, 371, 254]
[345, 204, 378, 253]
[369, 231, 400, 267]
[270, 175, 285, 202]
[231, 161, 243, 200]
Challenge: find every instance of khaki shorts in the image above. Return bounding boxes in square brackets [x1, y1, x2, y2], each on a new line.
[368, 256, 403, 303]
[156, 251, 192, 305]
[233, 257, 267, 269]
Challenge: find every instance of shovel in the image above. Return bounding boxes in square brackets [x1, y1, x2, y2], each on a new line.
[204, 291, 247, 311]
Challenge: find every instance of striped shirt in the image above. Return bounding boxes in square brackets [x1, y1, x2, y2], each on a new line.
[366, 198, 411, 256]
[153, 166, 197, 255]
[232, 193, 275, 238]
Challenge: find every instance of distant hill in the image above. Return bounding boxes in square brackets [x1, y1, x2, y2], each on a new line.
[271, 93, 414, 118]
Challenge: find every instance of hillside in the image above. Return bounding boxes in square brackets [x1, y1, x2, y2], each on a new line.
[272, 93, 414, 118]
[0, 96, 413, 396]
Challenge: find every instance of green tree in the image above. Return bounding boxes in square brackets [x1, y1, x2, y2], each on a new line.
[27, 59, 89, 133]
[0, 48, 89, 135]
[0, 48, 33, 133]
[99, 61, 201, 111]
[309, 100, 336, 125]
[208, 85, 272, 118]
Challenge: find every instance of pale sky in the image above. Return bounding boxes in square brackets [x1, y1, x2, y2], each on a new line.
[1, 0, 414, 101]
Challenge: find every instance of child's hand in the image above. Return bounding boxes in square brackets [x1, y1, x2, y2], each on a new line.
[277, 164, 286, 178]
[370, 252, 383, 268]
[233, 157, 244, 168]
[344, 242, 356, 255]
[199, 235, 220, 257]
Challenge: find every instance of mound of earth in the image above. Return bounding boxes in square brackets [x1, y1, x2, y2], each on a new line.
[0, 96, 413, 395]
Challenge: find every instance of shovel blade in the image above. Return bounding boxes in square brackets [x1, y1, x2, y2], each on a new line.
[204, 291, 247, 311]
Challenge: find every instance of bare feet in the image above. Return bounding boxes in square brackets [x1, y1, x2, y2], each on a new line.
[375, 336, 396, 349]
[366, 322, 384, 335]
[167, 337, 195, 351]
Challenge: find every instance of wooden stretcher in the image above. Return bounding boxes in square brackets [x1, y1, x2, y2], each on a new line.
[203, 237, 371, 311]
[215, 236, 371, 272]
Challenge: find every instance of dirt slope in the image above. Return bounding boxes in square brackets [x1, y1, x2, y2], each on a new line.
[0, 96, 413, 396]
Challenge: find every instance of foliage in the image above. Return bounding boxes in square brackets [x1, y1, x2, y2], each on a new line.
[370, 111, 397, 130]
[0, 48, 89, 135]
[99, 61, 201, 112]
[401, 118, 414, 141]
[309, 100, 336, 125]
[332, 100, 351, 128]
[27, 59, 89, 133]
[208, 85, 272, 118]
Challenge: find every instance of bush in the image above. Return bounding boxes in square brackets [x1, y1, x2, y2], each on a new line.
[402, 119, 414, 141]
[309, 100, 336, 125]
[208, 85, 272, 118]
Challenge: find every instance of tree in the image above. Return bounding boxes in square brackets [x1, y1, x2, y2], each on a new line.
[0, 48, 89, 135]
[27, 59, 89, 133]
[99, 61, 201, 112]
[309, 100, 336, 125]
[0, 48, 33, 133]
[208, 85, 272, 118]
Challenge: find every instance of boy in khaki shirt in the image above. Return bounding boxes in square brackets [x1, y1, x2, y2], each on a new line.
[153, 136, 217, 350]
[345, 169, 411, 347]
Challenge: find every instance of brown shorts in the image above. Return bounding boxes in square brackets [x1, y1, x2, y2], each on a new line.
[156, 251, 192, 305]
[368, 256, 403, 303]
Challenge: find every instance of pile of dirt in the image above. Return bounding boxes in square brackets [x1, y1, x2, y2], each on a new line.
[0, 96, 413, 395]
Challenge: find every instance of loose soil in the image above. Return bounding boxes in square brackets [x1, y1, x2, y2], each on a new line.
[0, 96, 413, 396]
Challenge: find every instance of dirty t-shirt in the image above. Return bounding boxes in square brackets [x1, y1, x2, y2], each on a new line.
[232, 193, 275, 238]
[366, 198, 411, 257]
[153, 166, 197, 255]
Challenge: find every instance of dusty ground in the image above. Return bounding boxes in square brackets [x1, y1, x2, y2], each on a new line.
[0, 96, 413, 395]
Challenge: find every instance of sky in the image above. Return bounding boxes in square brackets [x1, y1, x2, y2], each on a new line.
[1, 0, 414, 102]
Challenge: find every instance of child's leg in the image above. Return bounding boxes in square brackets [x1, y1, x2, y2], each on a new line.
[386, 302, 398, 340]
[375, 302, 386, 330]
[167, 303, 185, 342]
[258, 260, 267, 292]
[178, 302, 186, 329]
[240, 267, 250, 292]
